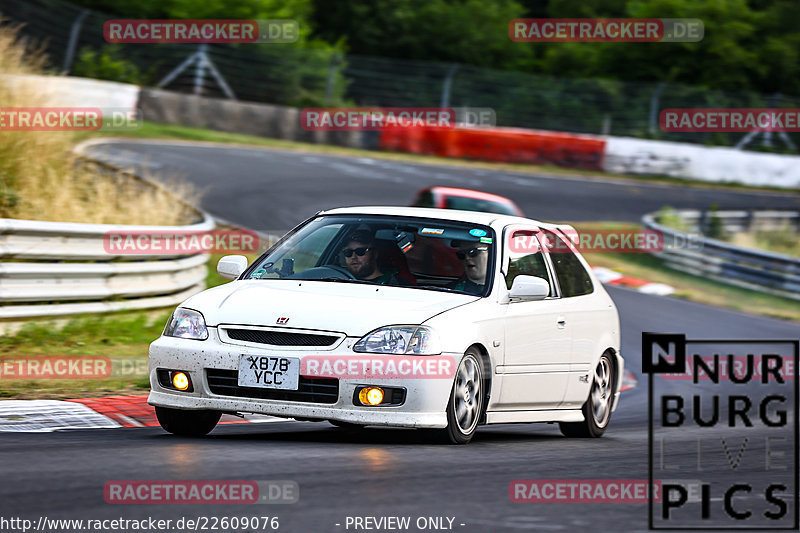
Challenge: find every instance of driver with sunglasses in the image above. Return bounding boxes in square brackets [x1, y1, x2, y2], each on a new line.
[448, 241, 489, 295]
[340, 231, 407, 286]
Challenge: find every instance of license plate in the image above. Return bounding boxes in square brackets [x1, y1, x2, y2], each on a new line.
[237, 355, 299, 390]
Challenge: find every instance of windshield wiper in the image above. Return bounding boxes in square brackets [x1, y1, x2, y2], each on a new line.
[310, 277, 372, 284]
[416, 285, 458, 293]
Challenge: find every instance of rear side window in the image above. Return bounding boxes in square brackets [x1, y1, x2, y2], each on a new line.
[550, 235, 593, 297]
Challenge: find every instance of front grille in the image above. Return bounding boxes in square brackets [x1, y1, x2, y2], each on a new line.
[224, 328, 339, 347]
[206, 369, 339, 404]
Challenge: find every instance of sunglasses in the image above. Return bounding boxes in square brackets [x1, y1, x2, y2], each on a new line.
[456, 247, 487, 260]
[341, 247, 371, 258]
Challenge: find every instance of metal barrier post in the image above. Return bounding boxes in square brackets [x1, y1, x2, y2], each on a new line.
[61, 9, 89, 74]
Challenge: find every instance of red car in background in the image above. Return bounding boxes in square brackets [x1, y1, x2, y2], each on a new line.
[410, 186, 525, 217]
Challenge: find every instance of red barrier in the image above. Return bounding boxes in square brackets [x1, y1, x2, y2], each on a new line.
[379, 125, 606, 170]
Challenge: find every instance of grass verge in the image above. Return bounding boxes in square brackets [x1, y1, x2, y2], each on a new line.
[729, 228, 799, 258]
[88, 121, 800, 194]
[0, 24, 197, 225]
[0, 310, 170, 400]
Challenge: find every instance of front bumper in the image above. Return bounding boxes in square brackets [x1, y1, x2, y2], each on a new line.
[148, 328, 459, 429]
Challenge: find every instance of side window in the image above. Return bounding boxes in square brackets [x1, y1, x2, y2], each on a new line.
[505, 230, 552, 295]
[550, 234, 593, 297]
[260, 224, 342, 277]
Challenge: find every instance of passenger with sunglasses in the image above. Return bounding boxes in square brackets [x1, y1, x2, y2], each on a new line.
[340, 231, 407, 286]
[448, 241, 489, 295]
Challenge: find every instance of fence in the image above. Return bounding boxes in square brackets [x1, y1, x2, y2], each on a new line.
[2, 0, 800, 149]
[642, 210, 800, 301]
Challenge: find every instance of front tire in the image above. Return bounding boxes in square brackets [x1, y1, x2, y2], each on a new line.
[155, 406, 220, 436]
[434, 350, 485, 444]
[559, 352, 615, 438]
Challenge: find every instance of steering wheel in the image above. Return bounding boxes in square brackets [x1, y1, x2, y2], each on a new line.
[323, 264, 358, 280]
[285, 265, 358, 280]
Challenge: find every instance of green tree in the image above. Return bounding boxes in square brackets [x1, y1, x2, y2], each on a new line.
[528, 0, 800, 96]
[72, 45, 146, 84]
[67, 0, 324, 48]
[310, 0, 532, 69]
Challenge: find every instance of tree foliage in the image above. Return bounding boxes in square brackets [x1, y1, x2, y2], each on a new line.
[309, 0, 800, 97]
[67, 0, 800, 96]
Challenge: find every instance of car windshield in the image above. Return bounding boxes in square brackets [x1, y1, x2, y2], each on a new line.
[443, 195, 518, 216]
[246, 215, 495, 296]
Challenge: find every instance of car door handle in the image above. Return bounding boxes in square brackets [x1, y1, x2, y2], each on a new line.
[557, 316, 566, 329]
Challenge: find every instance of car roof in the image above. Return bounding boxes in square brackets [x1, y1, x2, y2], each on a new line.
[319, 205, 560, 229]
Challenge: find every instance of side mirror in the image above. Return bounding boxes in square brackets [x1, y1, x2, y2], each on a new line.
[508, 275, 550, 301]
[217, 255, 248, 280]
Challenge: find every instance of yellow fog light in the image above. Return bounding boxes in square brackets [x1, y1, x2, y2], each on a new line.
[359, 387, 384, 406]
[172, 371, 190, 391]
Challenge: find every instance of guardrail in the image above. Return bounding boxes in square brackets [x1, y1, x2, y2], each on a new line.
[642, 210, 800, 301]
[0, 215, 214, 320]
[663, 209, 800, 233]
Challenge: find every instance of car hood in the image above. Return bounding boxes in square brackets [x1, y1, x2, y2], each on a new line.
[181, 280, 478, 336]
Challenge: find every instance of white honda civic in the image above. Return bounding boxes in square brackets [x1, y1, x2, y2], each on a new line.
[149, 206, 623, 444]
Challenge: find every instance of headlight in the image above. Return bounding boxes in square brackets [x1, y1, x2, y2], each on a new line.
[353, 325, 441, 355]
[164, 308, 208, 340]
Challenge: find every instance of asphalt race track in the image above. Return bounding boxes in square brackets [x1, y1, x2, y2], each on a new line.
[83, 140, 799, 230]
[2, 140, 798, 532]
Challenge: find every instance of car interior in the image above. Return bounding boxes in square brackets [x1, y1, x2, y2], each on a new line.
[250, 217, 496, 295]
[322, 222, 493, 291]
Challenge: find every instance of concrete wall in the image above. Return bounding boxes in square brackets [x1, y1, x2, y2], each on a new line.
[4, 74, 139, 110]
[604, 136, 800, 189]
[138, 88, 364, 148]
